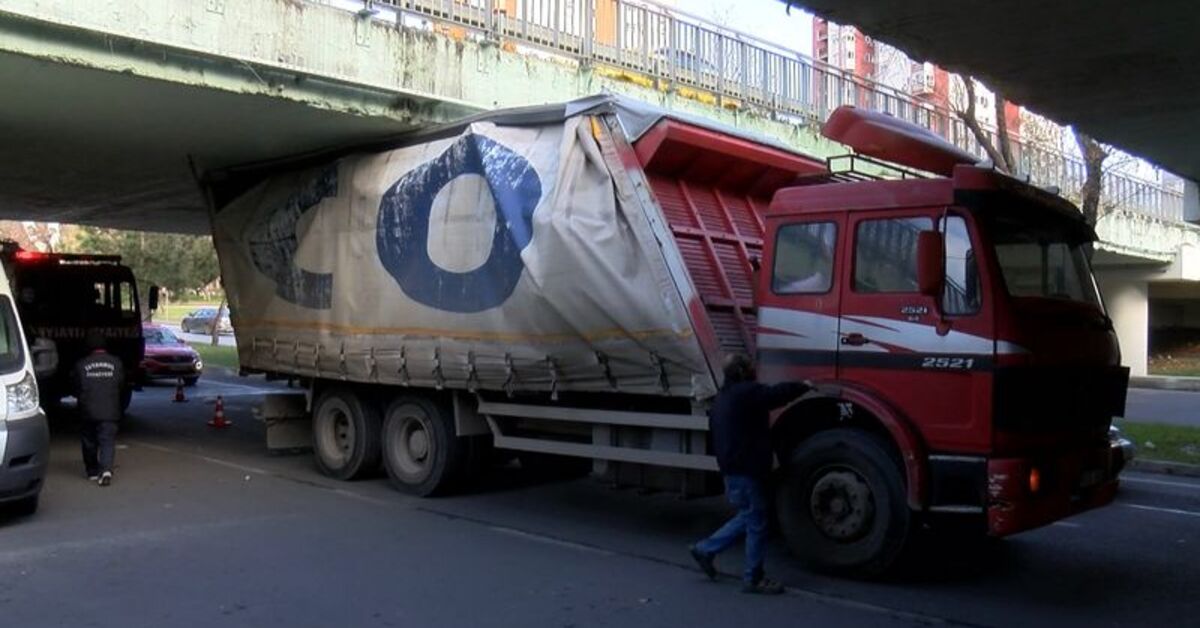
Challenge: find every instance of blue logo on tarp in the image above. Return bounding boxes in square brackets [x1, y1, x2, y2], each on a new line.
[248, 166, 337, 310]
[376, 134, 541, 313]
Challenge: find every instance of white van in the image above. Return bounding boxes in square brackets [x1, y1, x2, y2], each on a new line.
[0, 263, 48, 516]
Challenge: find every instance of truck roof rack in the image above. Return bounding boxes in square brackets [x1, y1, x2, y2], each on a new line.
[797, 153, 929, 185]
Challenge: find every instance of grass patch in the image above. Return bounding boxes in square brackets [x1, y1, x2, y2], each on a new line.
[1149, 355, 1200, 377]
[189, 342, 239, 371]
[1119, 422, 1200, 466]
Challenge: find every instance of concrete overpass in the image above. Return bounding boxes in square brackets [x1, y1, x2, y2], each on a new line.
[0, 0, 1197, 374]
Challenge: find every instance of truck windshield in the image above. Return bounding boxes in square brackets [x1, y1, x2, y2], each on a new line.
[991, 217, 1101, 306]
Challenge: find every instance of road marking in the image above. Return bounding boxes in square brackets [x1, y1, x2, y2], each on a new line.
[1051, 521, 1081, 528]
[130, 440, 268, 475]
[1123, 503, 1200, 518]
[488, 525, 615, 556]
[1122, 476, 1200, 490]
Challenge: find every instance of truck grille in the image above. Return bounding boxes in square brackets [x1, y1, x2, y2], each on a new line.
[992, 366, 1129, 432]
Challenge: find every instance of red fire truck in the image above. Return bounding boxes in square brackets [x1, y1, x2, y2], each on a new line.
[213, 98, 1129, 577]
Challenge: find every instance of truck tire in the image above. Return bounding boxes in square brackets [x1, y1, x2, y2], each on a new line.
[381, 395, 467, 496]
[312, 387, 382, 480]
[775, 428, 910, 578]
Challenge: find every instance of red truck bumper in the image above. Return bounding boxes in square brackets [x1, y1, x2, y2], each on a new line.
[985, 441, 1122, 537]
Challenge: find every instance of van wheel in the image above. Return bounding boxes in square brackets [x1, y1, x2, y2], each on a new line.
[775, 428, 910, 578]
[381, 396, 466, 496]
[312, 387, 382, 480]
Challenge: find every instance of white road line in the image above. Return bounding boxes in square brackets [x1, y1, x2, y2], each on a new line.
[1051, 521, 1082, 528]
[130, 440, 268, 475]
[1122, 503, 1200, 518]
[488, 526, 615, 557]
[1122, 476, 1200, 490]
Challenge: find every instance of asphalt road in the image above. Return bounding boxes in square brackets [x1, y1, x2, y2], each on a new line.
[1123, 388, 1200, 427]
[2, 374, 1198, 627]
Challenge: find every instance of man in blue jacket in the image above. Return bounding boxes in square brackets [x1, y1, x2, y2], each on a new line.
[74, 332, 125, 486]
[690, 354, 811, 594]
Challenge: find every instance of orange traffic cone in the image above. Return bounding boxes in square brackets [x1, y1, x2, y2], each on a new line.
[208, 395, 230, 428]
[173, 377, 187, 403]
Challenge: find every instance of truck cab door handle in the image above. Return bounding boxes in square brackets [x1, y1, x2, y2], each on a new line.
[841, 333, 868, 346]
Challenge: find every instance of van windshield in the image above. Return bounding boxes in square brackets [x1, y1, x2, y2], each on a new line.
[988, 212, 1102, 307]
[0, 296, 26, 374]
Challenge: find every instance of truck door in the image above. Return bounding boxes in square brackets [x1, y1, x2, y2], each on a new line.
[838, 209, 994, 453]
[756, 214, 844, 384]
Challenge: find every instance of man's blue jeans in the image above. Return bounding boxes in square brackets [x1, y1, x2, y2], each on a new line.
[694, 474, 768, 584]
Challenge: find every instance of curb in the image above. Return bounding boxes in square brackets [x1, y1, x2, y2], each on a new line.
[1129, 458, 1200, 478]
[1129, 376, 1200, 392]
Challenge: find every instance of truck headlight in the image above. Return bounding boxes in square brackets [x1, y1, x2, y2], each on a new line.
[6, 372, 39, 420]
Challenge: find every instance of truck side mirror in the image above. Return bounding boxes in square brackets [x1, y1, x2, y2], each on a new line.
[148, 285, 160, 312]
[916, 230, 944, 298]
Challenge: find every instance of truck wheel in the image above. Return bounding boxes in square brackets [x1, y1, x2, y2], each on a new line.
[381, 396, 466, 496]
[312, 387, 382, 480]
[775, 428, 910, 578]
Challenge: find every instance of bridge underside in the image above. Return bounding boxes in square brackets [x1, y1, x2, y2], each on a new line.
[791, 0, 1200, 182]
[0, 49, 444, 234]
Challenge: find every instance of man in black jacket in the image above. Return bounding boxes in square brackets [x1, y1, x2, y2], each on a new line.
[75, 332, 125, 486]
[690, 354, 811, 594]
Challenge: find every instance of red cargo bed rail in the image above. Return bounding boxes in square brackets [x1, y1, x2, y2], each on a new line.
[634, 121, 827, 359]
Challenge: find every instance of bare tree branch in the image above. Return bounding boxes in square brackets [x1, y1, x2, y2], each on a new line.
[994, 95, 1016, 173]
[1074, 130, 1110, 226]
[953, 78, 1009, 173]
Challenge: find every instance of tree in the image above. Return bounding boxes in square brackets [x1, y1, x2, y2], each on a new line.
[951, 76, 1017, 174]
[1074, 131, 1110, 227]
[68, 227, 221, 299]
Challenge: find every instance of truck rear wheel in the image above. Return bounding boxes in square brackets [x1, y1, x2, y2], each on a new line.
[312, 387, 382, 480]
[775, 428, 910, 578]
[381, 396, 466, 496]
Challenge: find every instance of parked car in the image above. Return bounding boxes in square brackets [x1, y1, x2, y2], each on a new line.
[0, 256, 49, 517]
[141, 324, 203, 385]
[180, 307, 232, 335]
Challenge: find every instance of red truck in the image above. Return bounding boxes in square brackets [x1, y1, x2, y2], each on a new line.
[212, 97, 1129, 577]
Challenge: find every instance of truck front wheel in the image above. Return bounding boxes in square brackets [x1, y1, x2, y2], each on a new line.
[775, 428, 910, 578]
[312, 387, 382, 480]
[381, 396, 466, 497]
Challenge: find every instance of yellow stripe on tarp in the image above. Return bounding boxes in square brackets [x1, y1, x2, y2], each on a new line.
[235, 319, 694, 344]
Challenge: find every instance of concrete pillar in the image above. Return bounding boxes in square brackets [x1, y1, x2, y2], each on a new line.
[1096, 271, 1149, 376]
[1185, 179, 1199, 223]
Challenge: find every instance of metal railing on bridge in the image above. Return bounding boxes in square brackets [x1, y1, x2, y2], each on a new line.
[358, 0, 1186, 222]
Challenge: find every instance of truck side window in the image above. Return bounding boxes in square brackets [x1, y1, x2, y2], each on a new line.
[941, 216, 981, 315]
[854, 217, 933, 293]
[772, 222, 836, 294]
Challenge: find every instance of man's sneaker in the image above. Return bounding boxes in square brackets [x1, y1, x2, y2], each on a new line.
[741, 577, 785, 595]
[98, 471, 112, 487]
[689, 545, 718, 581]
[87, 474, 100, 482]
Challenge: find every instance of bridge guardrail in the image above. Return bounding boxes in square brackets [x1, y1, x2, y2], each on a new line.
[367, 0, 1185, 222]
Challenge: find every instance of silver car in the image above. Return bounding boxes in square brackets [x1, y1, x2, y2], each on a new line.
[180, 307, 232, 335]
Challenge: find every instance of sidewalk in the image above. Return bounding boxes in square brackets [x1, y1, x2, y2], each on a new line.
[1129, 375, 1200, 391]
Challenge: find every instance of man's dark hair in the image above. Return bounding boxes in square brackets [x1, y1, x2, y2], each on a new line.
[85, 330, 107, 352]
[722, 353, 755, 384]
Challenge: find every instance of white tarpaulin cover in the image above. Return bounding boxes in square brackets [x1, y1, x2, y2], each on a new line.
[213, 110, 717, 398]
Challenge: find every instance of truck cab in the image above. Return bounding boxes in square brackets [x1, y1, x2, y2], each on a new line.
[0, 244, 145, 410]
[757, 108, 1128, 574]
